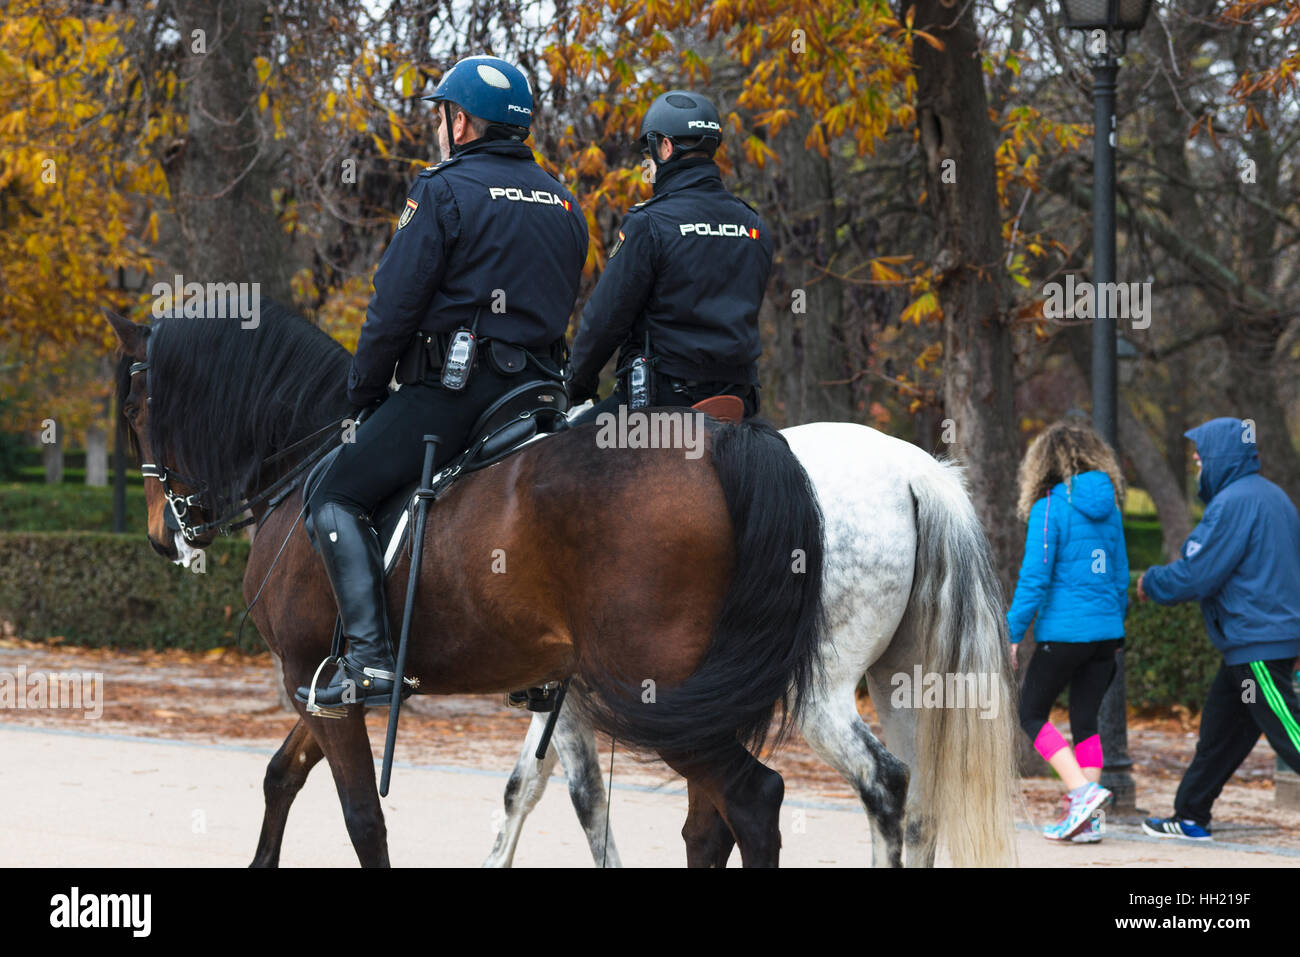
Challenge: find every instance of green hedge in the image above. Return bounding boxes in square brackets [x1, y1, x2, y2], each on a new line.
[15, 466, 145, 485]
[1123, 517, 1165, 568]
[0, 483, 148, 534]
[17, 447, 87, 470]
[0, 532, 252, 651]
[1122, 575, 1222, 710]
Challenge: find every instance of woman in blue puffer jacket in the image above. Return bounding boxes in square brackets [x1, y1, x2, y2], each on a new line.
[1007, 419, 1129, 843]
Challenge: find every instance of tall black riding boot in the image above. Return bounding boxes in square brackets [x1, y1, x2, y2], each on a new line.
[295, 501, 408, 710]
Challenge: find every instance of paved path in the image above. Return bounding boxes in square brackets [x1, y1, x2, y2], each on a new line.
[1, 725, 1293, 867]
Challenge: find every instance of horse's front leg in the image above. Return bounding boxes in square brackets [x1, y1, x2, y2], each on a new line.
[251, 718, 324, 867]
[312, 708, 391, 867]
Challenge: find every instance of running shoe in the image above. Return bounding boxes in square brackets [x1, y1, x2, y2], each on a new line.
[1044, 793, 1106, 843]
[1056, 782, 1111, 839]
[1141, 816, 1212, 841]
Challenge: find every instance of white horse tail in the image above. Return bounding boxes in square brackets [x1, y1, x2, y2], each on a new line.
[902, 459, 1019, 866]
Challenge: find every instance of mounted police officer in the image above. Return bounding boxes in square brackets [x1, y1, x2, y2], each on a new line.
[567, 90, 773, 420]
[297, 55, 588, 710]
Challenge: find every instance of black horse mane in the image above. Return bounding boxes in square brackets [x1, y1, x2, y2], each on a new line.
[115, 299, 353, 517]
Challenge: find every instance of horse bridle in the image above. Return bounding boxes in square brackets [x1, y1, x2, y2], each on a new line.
[128, 326, 344, 544]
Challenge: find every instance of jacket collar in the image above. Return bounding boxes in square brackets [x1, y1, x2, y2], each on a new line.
[452, 137, 534, 161]
[652, 157, 723, 196]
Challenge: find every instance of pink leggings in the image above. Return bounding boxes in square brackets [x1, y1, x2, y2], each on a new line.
[1034, 725, 1103, 768]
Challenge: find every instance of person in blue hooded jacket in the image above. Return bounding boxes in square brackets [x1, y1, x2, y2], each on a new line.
[1007, 420, 1129, 842]
[1137, 416, 1300, 841]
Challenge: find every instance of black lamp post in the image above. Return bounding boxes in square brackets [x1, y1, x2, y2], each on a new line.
[1060, 0, 1154, 813]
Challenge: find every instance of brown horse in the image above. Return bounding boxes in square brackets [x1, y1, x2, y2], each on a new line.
[107, 303, 826, 867]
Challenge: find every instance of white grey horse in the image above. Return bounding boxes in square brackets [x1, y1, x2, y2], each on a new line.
[484, 422, 1018, 867]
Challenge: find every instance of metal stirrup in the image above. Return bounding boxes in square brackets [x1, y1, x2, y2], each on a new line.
[304, 656, 346, 719]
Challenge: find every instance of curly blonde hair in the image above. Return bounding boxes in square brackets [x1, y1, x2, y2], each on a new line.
[1016, 419, 1126, 522]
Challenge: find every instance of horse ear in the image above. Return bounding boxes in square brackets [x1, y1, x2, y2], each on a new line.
[103, 308, 147, 359]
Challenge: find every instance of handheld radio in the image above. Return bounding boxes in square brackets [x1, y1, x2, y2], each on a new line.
[440, 330, 476, 390]
[628, 330, 652, 409]
[440, 308, 482, 391]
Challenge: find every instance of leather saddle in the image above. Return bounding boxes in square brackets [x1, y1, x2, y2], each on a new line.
[691, 394, 744, 423]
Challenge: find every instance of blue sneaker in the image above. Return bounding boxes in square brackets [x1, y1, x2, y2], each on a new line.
[1142, 816, 1212, 841]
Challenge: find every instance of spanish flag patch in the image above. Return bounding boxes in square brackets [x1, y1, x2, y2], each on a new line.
[398, 197, 418, 229]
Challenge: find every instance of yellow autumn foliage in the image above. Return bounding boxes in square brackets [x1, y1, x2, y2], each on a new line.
[0, 1, 171, 434]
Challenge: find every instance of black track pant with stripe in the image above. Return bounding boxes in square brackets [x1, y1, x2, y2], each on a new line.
[1174, 658, 1300, 826]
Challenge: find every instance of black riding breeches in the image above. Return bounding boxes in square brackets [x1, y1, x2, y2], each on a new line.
[308, 365, 519, 518]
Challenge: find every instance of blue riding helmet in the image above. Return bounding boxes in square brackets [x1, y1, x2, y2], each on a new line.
[422, 55, 533, 129]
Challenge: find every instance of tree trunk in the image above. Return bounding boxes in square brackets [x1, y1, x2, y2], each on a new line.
[85, 426, 108, 487]
[167, 0, 295, 304]
[1163, 351, 1190, 490]
[86, 357, 112, 488]
[905, 0, 1021, 594]
[767, 118, 854, 425]
[42, 427, 63, 484]
[1119, 400, 1192, 559]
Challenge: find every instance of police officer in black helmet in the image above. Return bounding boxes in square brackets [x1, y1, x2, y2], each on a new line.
[297, 55, 588, 711]
[568, 90, 773, 420]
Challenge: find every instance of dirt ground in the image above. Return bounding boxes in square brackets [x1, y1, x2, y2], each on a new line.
[3, 639, 1298, 855]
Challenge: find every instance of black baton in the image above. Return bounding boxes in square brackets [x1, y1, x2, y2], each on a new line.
[379, 434, 440, 797]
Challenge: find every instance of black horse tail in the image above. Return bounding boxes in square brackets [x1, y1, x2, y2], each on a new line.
[579, 418, 827, 776]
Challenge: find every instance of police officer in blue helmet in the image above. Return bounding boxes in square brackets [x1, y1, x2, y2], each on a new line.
[297, 56, 588, 710]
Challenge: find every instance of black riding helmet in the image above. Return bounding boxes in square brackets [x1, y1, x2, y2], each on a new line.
[639, 90, 722, 169]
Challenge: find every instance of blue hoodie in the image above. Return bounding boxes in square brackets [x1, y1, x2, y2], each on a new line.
[1007, 470, 1129, 644]
[1143, 417, 1300, 665]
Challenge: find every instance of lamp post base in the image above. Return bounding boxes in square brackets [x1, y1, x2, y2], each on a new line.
[1099, 648, 1137, 812]
[1101, 764, 1137, 813]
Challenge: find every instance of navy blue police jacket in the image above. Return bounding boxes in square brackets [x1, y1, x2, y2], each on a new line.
[568, 157, 773, 403]
[348, 138, 589, 408]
